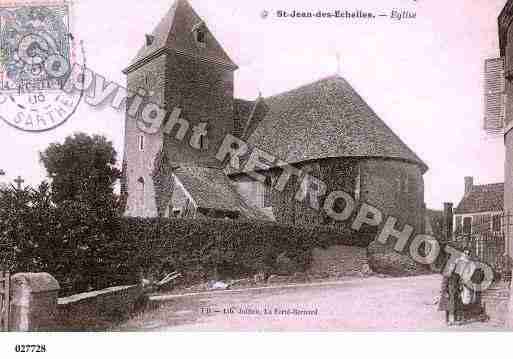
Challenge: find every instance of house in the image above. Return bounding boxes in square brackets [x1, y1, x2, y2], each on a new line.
[121, 0, 428, 232]
[498, 0, 513, 258]
[453, 177, 503, 236]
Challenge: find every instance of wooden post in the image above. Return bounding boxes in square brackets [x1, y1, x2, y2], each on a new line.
[4, 271, 9, 331]
[0, 271, 10, 331]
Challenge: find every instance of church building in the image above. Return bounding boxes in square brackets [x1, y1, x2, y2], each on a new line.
[121, 0, 428, 232]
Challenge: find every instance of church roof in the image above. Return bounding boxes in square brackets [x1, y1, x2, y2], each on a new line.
[245, 75, 428, 173]
[173, 166, 271, 221]
[454, 183, 504, 215]
[123, 0, 237, 74]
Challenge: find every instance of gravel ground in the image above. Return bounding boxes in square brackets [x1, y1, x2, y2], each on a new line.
[116, 274, 508, 331]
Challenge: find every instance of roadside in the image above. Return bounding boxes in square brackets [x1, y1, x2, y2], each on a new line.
[116, 274, 508, 331]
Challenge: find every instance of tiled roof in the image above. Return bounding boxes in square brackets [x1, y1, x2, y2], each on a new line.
[245, 75, 428, 172]
[454, 183, 504, 214]
[124, 0, 237, 73]
[173, 166, 271, 221]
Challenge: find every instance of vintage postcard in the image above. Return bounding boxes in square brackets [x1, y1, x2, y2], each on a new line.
[0, 0, 512, 355]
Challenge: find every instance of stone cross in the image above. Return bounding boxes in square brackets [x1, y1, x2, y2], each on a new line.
[14, 176, 24, 190]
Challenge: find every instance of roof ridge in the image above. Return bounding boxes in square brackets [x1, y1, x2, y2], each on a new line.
[474, 182, 504, 187]
[471, 182, 504, 192]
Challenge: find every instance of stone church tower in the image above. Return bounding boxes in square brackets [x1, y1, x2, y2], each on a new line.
[122, 0, 238, 217]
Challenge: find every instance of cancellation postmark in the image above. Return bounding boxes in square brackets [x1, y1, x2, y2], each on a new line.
[0, 0, 82, 132]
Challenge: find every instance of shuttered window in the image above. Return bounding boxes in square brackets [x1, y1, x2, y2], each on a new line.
[484, 57, 506, 132]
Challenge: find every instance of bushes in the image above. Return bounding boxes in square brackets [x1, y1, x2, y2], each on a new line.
[116, 217, 374, 288]
[1, 183, 374, 295]
[0, 184, 124, 295]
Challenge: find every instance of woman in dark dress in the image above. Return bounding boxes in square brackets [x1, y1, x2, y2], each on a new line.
[438, 265, 461, 325]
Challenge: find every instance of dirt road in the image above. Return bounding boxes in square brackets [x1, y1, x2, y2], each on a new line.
[117, 275, 504, 331]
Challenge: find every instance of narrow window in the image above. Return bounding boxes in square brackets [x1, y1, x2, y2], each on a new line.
[199, 133, 208, 150]
[138, 135, 145, 151]
[463, 217, 472, 235]
[264, 176, 272, 208]
[137, 177, 145, 213]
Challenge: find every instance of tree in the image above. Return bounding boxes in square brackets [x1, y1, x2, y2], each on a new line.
[39, 133, 121, 209]
[0, 182, 54, 272]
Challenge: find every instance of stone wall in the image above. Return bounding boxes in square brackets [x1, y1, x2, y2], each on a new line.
[481, 282, 510, 328]
[308, 245, 368, 278]
[241, 157, 425, 234]
[55, 285, 143, 331]
[366, 240, 431, 277]
[268, 158, 359, 227]
[124, 54, 167, 218]
[360, 159, 425, 233]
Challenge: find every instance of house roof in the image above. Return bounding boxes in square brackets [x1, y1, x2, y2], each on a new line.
[173, 166, 271, 221]
[244, 75, 428, 173]
[123, 0, 237, 74]
[454, 183, 504, 214]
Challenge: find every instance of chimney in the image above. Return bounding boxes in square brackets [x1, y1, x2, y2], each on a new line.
[443, 202, 453, 241]
[464, 176, 473, 195]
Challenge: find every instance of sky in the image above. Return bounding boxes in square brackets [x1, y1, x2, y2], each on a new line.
[0, 0, 508, 209]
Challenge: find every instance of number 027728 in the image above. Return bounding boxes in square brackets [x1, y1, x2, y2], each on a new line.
[14, 345, 47, 353]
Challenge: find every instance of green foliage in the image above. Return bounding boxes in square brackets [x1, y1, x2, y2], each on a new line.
[0, 183, 124, 295]
[1, 183, 372, 295]
[1, 175, 373, 296]
[39, 132, 121, 208]
[116, 217, 372, 285]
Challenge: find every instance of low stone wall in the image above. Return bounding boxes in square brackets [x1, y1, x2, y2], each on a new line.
[367, 240, 432, 277]
[308, 245, 368, 278]
[55, 285, 143, 331]
[481, 281, 510, 327]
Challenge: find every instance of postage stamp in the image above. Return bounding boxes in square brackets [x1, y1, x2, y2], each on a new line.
[0, 0, 82, 132]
